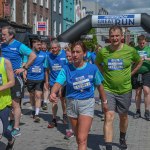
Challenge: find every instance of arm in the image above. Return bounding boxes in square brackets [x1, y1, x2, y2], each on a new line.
[95, 61, 104, 74]
[97, 84, 108, 113]
[24, 52, 36, 69]
[0, 59, 15, 91]
[131, 59, 143, 76]
[50, 83, 62, 103]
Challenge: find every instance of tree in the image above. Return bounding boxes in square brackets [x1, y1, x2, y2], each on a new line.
[83, 28, 98, 51]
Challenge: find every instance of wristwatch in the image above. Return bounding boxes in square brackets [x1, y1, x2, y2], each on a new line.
[23, 66, 28, 70]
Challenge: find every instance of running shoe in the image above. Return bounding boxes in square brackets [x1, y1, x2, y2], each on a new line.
[47, 119, 57, 128]
[64, 130, 74, 140]
[42, 103, 48, 110]
[144, 111, 150, 121]
[119, 138, 127, 150]
[11, 128, 21, 137]
[133, 111, 141, 119]
[6, 137, 15, 150]
[34, 115, 40, 123]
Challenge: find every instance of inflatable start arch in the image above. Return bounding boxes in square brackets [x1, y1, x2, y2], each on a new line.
[57, 13, 150, 43]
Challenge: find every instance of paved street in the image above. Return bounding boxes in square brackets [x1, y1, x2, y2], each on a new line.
[0, 90, 150, 150]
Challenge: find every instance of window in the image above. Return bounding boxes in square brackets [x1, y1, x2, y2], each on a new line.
[39, 0, 43, 6]
[33, 0, 37, 3]
[23, 0, 27, 24]
[10, 0, 16, 22]
[59, 22, 61, 35]
[45, 0, 48, 8]
[33, 13, 37, 34]
[53, 20, 56, 37]
[46, 18, 49, 35]
[59, 1, 61, 14]
[39, 15, 43, 35]
[53, 0, 56, 12]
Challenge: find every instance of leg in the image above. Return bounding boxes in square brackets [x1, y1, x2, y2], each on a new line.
[143, 86, 150, 120]
[77, 115, 93, 150]
[12, 99, 21, 129]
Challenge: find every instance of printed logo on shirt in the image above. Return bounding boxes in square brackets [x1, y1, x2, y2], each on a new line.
[31, 66, 42, 73]
[52, 64, 62, 71]
[38, 55, 44, 58]
[60, 58, 66, 60]
[108, 59, 124, 70]
[10, 48, 17, 51]
[0, 74, 3, 85]
[73, 75, 91, 91]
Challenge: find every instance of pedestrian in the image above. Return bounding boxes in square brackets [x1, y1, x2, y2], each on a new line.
[47, 40, 67, 128]
[0, 49, 15, 150]
[23, 39, 47, 123]
[1, 26, 36, 137]
[50, 41, 107, 150]
[132, 35, 150, 121]
[95, 25, 142, 150]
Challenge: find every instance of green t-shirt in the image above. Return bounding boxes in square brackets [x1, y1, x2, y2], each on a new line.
[95, 44, 140, 94]
[135, 46, 150, 74]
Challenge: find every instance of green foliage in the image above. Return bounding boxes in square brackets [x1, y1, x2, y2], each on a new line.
[83, 28, 98, 51]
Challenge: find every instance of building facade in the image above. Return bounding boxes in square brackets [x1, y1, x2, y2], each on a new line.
[50, 0, 63, 38]
[63, 0, 74, 32]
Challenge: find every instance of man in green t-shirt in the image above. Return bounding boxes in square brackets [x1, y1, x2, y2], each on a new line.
[132, 35, 150, 121]
[95, 25, 142, 150]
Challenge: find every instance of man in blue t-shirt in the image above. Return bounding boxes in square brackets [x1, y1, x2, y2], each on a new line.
[1, 26, 36, 137]
[46, 40, 67, 128]
[24, 39, 47, 123]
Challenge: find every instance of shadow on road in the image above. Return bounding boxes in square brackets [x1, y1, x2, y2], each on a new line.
[0, 141, 6, 150]
[45, 147, 66, 150]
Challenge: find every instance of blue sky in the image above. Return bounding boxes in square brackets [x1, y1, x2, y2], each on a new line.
[88, 0, 150, 15]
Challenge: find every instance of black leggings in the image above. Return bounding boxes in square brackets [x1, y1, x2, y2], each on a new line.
[0, 107, 12, 141]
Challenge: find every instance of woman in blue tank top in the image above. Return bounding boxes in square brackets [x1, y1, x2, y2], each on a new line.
[49, 41, 108, 150]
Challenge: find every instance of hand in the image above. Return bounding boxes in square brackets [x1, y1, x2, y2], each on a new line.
[14, 68, 25, 75]
[49, 93, 57, 103]
[102, 103, 109, 113]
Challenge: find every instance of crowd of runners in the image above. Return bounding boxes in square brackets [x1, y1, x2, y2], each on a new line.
[0, 25, 150, 150]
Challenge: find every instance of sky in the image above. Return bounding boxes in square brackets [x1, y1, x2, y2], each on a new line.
[92, 0, 150, 15]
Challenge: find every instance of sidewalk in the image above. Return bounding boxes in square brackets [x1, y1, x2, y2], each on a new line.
[0, 90, 150, 150]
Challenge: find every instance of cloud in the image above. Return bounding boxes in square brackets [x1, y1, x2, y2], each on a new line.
[87, 0, 150, 14]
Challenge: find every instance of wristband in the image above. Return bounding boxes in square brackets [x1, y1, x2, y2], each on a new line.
[103, 100, 107, 104]
[23, 66, 28, 70]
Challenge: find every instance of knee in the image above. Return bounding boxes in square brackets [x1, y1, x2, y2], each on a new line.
[77, 135, 87, 146]
[105, 113, 115, 123]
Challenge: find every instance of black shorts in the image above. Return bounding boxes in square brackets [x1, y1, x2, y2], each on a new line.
[11, 76, 24, 100]
[132, 72, 150, 89]
[27, 80, 44, 92]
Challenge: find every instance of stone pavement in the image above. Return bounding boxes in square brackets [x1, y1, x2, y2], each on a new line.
[0, 90, 150, 150]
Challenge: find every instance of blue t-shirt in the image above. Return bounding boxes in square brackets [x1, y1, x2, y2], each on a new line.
[47, 50, 67, 86]
[1, 39, 32, 71]
[26, 51, 47, 81]
[90, 52, 96, 64]
[56, 62, 104, 100]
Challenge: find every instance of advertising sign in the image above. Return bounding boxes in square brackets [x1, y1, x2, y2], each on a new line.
[92, 14, 141, 27]
[37, 22, 46, 31]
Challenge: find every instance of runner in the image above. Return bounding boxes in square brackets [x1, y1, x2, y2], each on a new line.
[47, 40, 67, 128]
[50, 41, 107, 150]
[1, 26, 36, 137]
[95, 25, 142, 150]
[0, 51, 15, 150]
[24, 39, 47, 123]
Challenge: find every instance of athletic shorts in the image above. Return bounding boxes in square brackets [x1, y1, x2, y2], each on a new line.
[27, 80, 44, 92]
[11, 76, 24, 100]
[66, 98, 95, 118]
[105, 91, 132, 114]
[132, 72, 150, 89]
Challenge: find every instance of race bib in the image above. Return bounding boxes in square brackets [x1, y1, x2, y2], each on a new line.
[108, 59, 124, 70]
[52, 64, 62, 71]
[31, 66, 42, 73]
[0, 74, 3, 85]
[73, 75, 91, 91]
[138, 51, 148, 59]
